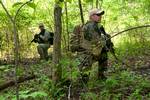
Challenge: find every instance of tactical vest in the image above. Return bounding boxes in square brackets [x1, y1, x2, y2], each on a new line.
[70, 22, 104, 56]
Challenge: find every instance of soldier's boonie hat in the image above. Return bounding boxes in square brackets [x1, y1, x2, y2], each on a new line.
[39, 23, 44, 27]
[89, 8, 104, 17]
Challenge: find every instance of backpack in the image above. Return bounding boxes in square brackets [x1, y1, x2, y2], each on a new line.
[70, 24, 104, 56]
[70, 25, 83, 52]
[70, 24, 104, 53]
[48, 32, 54, 45]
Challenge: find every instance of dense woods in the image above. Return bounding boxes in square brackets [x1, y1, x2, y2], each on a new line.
[0, 0, 150, 99]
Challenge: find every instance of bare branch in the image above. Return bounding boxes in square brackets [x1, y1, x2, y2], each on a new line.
[0, 1, 14, 23]
[111, 25, 150, 39]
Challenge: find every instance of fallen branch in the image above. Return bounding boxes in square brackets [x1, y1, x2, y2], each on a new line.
[0, 74, 36, 91]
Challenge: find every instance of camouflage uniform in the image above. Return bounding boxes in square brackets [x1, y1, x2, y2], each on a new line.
[37, 29, 51, 60]
[77, 21, 108, 79]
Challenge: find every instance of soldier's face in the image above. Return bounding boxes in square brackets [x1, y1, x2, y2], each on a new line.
[93, 14, 102, 22]
[95, 15, 102, 22]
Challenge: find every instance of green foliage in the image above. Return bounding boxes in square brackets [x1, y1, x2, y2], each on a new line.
[105, 70, 150, 98]
[12, 1, 36, 10]
[12, 2, 23, 7]
[85, 0, 93, 3]
[0, 64, 12, 71]
[37, 75, 65, 99]
[114, 33, 150, 58]
[81, 92, 98, 100]
[60, 56, 80, 81]
[99, 90, 122, 100]
[65, 0, 72, 3]
[11, 90, 48, 100]
[105, 78, 119, 89]
[55, 0, 64, 7]
[27, 2, 37, 10]
[0, 96, 5, 100]
[128, 89, 142, 100]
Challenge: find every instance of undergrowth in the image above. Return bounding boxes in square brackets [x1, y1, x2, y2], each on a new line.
[0, 38, 150, 100]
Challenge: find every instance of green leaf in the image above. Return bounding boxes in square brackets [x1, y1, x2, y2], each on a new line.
[19, 90, 31, 94]
[54, 88, 64, 97]
[20, 94, 30, 99]
[72, 71, 79, 80]
[12, 2, 23, 7]
[29, 91, 48, 98]
[0, 65, 6, 71]
[105, 78, 118, 88]
[0, 96, 5, 100]
[59, 0, 64, 2]
[55, 0, 64, 7]
[55, 0, 59, 3]
[65, 0, 72, 3]
[27, 2, 36, 9]
[85, 0, 93, 3]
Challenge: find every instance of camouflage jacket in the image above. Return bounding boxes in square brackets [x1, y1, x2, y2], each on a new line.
[70, 21, 111, 55]
[82, 21, 101, 41]
[80, 21, 105, 55]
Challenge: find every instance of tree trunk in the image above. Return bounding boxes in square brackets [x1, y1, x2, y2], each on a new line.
[64, 1, 70, 51]
[4, 28, 10, 60]
[100, 0, 103, 9]
[53, 4, 62, 82]
[0, 1, 31, 99]
[78, 0, 84, 25]
[0, 2, 20, 100]
[96, 0, 99, 8]
[62, 16, 67, 52]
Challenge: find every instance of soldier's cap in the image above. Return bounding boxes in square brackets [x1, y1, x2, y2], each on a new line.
[39, 23, 44, 27]
[89, 8, 104, 17]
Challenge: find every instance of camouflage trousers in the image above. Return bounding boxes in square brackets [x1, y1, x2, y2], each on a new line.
[77, 49, 108, 78]
[37, 43, 50, 60]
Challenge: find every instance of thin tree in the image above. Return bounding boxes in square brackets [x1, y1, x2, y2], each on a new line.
[53, 1, 62, 82]
[99, 0, 103, 9]
[96, 0, 99, 8]
[78, 0, 84, 25]
[64, 1, 70, 51]
[0, 1, 32, 99]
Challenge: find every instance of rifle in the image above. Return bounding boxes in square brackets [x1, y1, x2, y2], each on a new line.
[30, 34, 45, 44]
[30, 32, 54, 45]
[99, 26, 130, 67]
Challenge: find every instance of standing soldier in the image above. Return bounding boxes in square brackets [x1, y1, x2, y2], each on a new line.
[76, 8, 112, 81]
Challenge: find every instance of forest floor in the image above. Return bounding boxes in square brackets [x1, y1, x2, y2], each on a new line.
[0, 48, 150, 99]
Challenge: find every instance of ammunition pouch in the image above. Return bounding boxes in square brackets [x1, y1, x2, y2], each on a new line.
[81, 38, 103, 56]
[92, 41, 103, 56]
